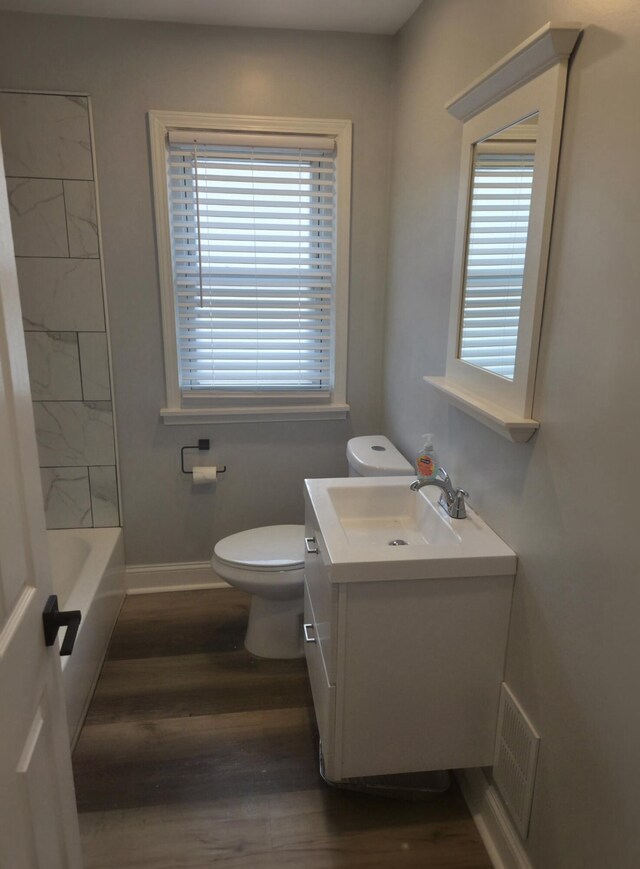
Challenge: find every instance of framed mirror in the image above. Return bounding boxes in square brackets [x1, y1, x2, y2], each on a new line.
[426, 23, 581, 441]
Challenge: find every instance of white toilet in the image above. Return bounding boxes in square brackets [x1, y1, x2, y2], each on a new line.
[211, 435, 413, 659]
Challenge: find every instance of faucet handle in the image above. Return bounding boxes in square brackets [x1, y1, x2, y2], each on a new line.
[451, 488, 468, 519]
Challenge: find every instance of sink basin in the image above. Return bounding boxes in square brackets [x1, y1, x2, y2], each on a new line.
[325, 480, 461, 547]
[304, 476, 516, 582]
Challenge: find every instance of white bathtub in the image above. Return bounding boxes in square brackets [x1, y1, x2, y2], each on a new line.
[47, 528, 125, 747]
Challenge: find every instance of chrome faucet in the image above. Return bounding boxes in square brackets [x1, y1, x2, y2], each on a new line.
[410, 467, 469, 519]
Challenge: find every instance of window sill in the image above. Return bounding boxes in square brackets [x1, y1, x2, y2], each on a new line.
[424, 376, 539, 443]
[160, 403, 350, 425]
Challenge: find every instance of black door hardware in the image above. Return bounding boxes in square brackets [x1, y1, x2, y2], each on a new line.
[42, 595, 81, 656]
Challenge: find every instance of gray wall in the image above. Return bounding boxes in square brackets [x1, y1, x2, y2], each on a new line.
[385, 1, 640, 867]
[0, 13, 395, 564]
[0, 92, 120, 530]
[2, 7, 638, 865]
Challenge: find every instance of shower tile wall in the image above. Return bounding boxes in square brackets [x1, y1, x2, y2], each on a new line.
[0, 92, 120, 529]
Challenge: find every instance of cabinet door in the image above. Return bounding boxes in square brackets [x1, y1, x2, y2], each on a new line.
[304, 510, 338, 682]
[303, 583, 338, 778]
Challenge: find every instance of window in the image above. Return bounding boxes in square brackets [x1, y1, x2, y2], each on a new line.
[148, 113, 352, 423]
[168, 132, 334, 393]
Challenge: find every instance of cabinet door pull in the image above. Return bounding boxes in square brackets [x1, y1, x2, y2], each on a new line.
[303, 623, 317, 643]
[305, 536, 319, 554]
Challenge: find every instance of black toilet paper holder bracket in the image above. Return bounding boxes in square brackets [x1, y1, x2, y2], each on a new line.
[181, 439, 227, 475]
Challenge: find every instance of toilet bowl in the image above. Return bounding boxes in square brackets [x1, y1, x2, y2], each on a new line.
[212, 525, 305, 659]
[212, 436, 413, 660]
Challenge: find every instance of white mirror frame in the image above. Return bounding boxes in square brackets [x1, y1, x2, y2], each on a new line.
[426, 23, 581, 442]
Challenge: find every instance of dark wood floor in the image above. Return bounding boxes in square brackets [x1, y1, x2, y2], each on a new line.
[73, 588, 493, 868]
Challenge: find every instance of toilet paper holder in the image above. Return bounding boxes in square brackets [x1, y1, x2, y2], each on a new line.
[181, 439, 227, 476]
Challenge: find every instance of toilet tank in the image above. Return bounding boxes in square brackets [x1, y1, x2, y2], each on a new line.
[346, 436, 414, 477]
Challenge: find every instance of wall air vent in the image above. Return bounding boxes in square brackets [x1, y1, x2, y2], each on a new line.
[493, 683, 541, 839]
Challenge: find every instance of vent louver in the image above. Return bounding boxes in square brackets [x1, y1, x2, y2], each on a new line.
[493, 683, 540, 838]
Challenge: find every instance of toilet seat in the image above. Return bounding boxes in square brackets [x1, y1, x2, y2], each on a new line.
[213, 524, 304, 572]
[211, 524, 305, 603]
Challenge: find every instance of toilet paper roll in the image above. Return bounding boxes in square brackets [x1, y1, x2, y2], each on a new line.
[192, 466, 217, 485]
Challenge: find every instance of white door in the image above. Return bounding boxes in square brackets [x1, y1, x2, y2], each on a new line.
[0, 138, 83, 867]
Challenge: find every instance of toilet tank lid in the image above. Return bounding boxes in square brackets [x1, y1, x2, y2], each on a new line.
[346, 436, 413, 476]
[214, 525, 305, 571]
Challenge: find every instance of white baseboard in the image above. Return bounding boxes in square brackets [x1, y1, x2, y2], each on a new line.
[456, 768, 534, 869]
[125, 560, 231, 595]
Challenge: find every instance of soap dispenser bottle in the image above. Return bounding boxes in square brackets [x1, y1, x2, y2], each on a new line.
[415, 434, 440, 481]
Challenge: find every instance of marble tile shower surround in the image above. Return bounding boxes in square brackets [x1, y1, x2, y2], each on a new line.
[0, 91, 119, 529]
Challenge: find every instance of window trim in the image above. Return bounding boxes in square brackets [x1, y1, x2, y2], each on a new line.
[148, 110, 352, 424]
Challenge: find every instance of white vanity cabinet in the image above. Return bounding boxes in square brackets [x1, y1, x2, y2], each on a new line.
[303, 486, 515, 782]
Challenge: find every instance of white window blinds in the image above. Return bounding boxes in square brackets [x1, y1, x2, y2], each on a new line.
[166, 130, 337, 394]
[458, 149, 535, 380]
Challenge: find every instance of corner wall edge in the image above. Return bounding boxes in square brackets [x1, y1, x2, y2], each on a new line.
[456, 768, 535, 869]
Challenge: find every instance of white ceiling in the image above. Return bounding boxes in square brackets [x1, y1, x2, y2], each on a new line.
[0, 0, 423, 35]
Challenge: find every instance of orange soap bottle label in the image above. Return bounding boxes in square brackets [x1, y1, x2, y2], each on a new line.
[417, 454, 435, 478]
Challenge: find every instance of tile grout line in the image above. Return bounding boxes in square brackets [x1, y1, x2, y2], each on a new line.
[39, 463, 116, 469]
[76, 330, 85, 401]
[60, 178, 71, 258]
[6, 174, 94, 182]
[15, 254, 99, 260]
[87, 462, 95, 528]
[30, 399, 112, 404]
